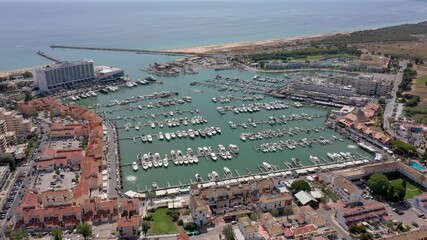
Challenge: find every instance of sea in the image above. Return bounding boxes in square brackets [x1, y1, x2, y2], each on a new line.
[1, 0, 427, 191]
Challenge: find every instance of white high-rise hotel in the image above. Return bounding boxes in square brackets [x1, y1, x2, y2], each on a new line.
[33, 60, 95, 92]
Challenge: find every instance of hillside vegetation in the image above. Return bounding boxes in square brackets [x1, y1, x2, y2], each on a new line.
[317, 22, 427, 44]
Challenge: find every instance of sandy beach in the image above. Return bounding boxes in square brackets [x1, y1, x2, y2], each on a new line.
[164, 32, 342, 54]
[0, 68, 32, 78]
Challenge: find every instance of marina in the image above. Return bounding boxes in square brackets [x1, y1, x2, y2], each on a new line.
[73, 69, 374, 191]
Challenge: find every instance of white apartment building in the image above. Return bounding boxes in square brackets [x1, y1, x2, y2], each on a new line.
[331, 176, 363, 204]
[33, 60, 95, 92]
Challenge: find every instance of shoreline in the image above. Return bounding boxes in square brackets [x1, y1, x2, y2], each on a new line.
[163, 32, 341, 54]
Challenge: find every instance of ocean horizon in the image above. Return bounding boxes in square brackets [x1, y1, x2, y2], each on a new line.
[1, 0, 427, 71]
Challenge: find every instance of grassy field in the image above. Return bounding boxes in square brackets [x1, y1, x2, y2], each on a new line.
[390, 178, 422, 200]
[407, 65, 427, 123]
[148, 208, 178, 235]
[355, 40, 427, 61]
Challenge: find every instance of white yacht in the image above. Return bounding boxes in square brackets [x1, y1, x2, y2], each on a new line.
[132, 162, 138, 171]
[263, 162, 272, 171]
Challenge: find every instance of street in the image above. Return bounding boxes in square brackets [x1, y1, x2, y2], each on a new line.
[105, 119, 120, 198]
[383, 60, 408, 139]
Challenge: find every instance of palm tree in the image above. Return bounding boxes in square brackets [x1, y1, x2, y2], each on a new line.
[142, 220, 150, 239]
[170, 193, 176, 209]
[146, 191, 155, 206]
[222, 225, 235, 240]
[284, 205, 293, 221]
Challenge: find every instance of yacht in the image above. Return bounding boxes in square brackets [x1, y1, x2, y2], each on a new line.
[309, 155, 320, 163]
[163, 155, 169, 168]
[224, 167, 232, 177]
[145, 76, 157, 82]
[225, 151, 232, 160]
[147, 135, 153, 142]
[215, 127, 221, 134]
[152, 182, 158, 189]
[177, 130, 182, 138]
[132, 162, 138, 171]
[229, 144, 239, 154]
[171, 150, 178, 165]
[208, 171, 220, 181]
[210, 152, 218, 161]
[218, 145, 227, 159]
[177, 150, 184, 164]
[171, 132, 176, 139]
[195, 173, 202, 182]
[88, 90, 97, 96]
[158, 132, 164, 140]
[155, 153, 162, 167]
[197, 147, 204, 155]
[263, 162, 272, 171]
[291, 158, 301, 167]
[165, 132, 171, 141]
[188, 129, 195, 139]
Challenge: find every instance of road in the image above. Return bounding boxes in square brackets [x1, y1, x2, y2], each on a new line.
[105, 119, 119, 198]
[383, 60, 408, 139]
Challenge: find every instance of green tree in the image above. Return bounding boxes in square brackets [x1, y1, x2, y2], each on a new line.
[250, 212, 258, 221]
[76, 223, 92, 240]
[22, 71, 33, 79]
[52, 228, 63, 240]
[271, 209, 279, 217]
[378, 97, 386, 105]
[388, 183, 406, 202]
[367, 173, 389, 197]
[222, 225, 236, 240]
[291, 180, 311, 192]
[142, 220, 150, 239]
[55, 169, 60, 176]
[284, 205, 293, 221]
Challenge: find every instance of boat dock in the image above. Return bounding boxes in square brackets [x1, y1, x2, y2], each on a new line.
[37, 51, 63, 63]
[50, 44, 223, 57]
[104, 108, 200, 122]
[133, 156, 372, 195]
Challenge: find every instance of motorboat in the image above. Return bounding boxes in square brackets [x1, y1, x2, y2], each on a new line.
[291, 158, 301, 167]
[229, 144, 239, 154]
[163, 155, 169, 168]
[263, 162, 272, 171]
[218, 145, 227, 159]
[224, 167, 232, 177]
[159, 132, 164, 140]
[210, 152, 217, 161]
[132, 162, 138, 171]
[165, 132, 171, 141]
[195, 173, 202, 182]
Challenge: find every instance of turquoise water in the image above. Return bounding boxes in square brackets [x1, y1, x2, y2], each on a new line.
[411, 161, 426, 171]
[77, 69, 373, 191]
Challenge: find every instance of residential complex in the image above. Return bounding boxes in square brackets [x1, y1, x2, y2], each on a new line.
[15, 97, 140, 233]
[33, 60, 95, 92]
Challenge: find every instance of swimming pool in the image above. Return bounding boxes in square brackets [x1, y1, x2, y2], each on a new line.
[411, 161, 426, 171]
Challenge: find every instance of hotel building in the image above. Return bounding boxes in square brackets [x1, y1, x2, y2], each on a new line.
[33, 60, 95, 92]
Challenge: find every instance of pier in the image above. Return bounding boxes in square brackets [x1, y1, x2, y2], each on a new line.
[37, 51, 63, 63]
[50, 45, 224, 57]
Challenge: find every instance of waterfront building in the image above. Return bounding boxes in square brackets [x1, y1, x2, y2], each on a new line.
[95, 66, 124, 81]
[189, 196, 213, 227]
[329, 74, 392, 97]
[33, 60, 95, 92]
[336, 203, 389, 230]
[237, 216, 265, 240]
[0, 165, 10, 190]
[50, 122, 89, 140]
[117, 215, 141, 239]
[291, 78, 356, 97]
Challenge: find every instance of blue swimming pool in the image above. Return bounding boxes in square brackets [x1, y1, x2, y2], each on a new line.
[411, 162, 426, 171]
